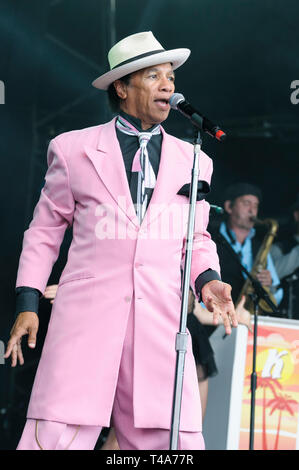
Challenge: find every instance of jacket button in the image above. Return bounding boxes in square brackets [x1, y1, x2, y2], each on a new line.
[124, 296, 131, 302]
[135, 262, 143, 268]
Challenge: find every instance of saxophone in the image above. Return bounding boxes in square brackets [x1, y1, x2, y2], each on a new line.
[237, 218, 279, 314]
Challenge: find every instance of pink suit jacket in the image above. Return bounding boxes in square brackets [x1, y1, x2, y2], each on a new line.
[16, 118, 220, 431]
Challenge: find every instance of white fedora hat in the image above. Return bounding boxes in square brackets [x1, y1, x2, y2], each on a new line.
[92, 31, 191, 90]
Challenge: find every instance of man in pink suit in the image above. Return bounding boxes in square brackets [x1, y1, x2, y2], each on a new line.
[5, 31, 237, 450]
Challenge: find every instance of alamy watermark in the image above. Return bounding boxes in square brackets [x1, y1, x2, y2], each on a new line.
[93, 198, 207, 242]
[290, 80, 299, 104]
[0, 80, 4, 104]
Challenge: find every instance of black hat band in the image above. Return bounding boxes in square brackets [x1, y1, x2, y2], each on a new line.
[111, 49, 165, 70]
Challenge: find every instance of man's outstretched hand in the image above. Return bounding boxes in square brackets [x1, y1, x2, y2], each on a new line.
[201, 280, 238, 335]
[4, 312, 39, 367]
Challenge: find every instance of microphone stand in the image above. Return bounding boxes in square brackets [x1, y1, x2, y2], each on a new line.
[215, 233, 279, 449]
[247, 277, 279, 450]
[169, 128, 202, 450]
[249, 291, 259, 451]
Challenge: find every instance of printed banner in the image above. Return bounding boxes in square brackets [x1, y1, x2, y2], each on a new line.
[227, 317, 299, 450]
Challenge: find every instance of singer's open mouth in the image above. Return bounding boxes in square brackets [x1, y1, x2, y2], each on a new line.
[154, 99, 169, 109]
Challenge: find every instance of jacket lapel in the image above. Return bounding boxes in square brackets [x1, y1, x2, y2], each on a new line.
[141, 127, 189, 229]
[84, 118, 139, 228]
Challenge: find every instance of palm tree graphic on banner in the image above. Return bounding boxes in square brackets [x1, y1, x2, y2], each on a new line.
[255, 375, 282, 450]
[268, 393, 298, 450]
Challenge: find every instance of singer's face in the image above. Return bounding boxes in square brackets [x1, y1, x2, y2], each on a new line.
[114, 63, 175, 130]
[226, 195, 259, 231]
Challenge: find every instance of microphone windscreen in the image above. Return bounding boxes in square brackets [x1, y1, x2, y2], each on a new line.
[169, 93, 185, 110]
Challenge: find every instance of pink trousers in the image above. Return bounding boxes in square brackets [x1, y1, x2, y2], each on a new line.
[17, 302, 205, 450]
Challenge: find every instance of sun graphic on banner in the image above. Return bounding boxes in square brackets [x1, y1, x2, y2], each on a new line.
[255, 348, 295, 384]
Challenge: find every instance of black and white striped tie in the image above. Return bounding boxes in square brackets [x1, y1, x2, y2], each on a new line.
[116, 116, 161, 224]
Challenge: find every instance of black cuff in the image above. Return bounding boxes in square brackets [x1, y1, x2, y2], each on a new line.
[195, 269, 221, 302]
[15, 287, 41, 319]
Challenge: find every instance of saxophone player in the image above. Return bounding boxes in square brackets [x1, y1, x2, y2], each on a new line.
[209, 182, 283, 312]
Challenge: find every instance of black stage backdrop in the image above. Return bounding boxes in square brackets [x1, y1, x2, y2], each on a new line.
[0, 0, 298, 449]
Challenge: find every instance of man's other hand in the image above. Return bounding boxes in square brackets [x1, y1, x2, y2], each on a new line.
[201, 280, 238, 335]
[4, 312, 39, 367]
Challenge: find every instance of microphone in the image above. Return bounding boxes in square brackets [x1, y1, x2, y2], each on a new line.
[169, 93, 226, 142]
